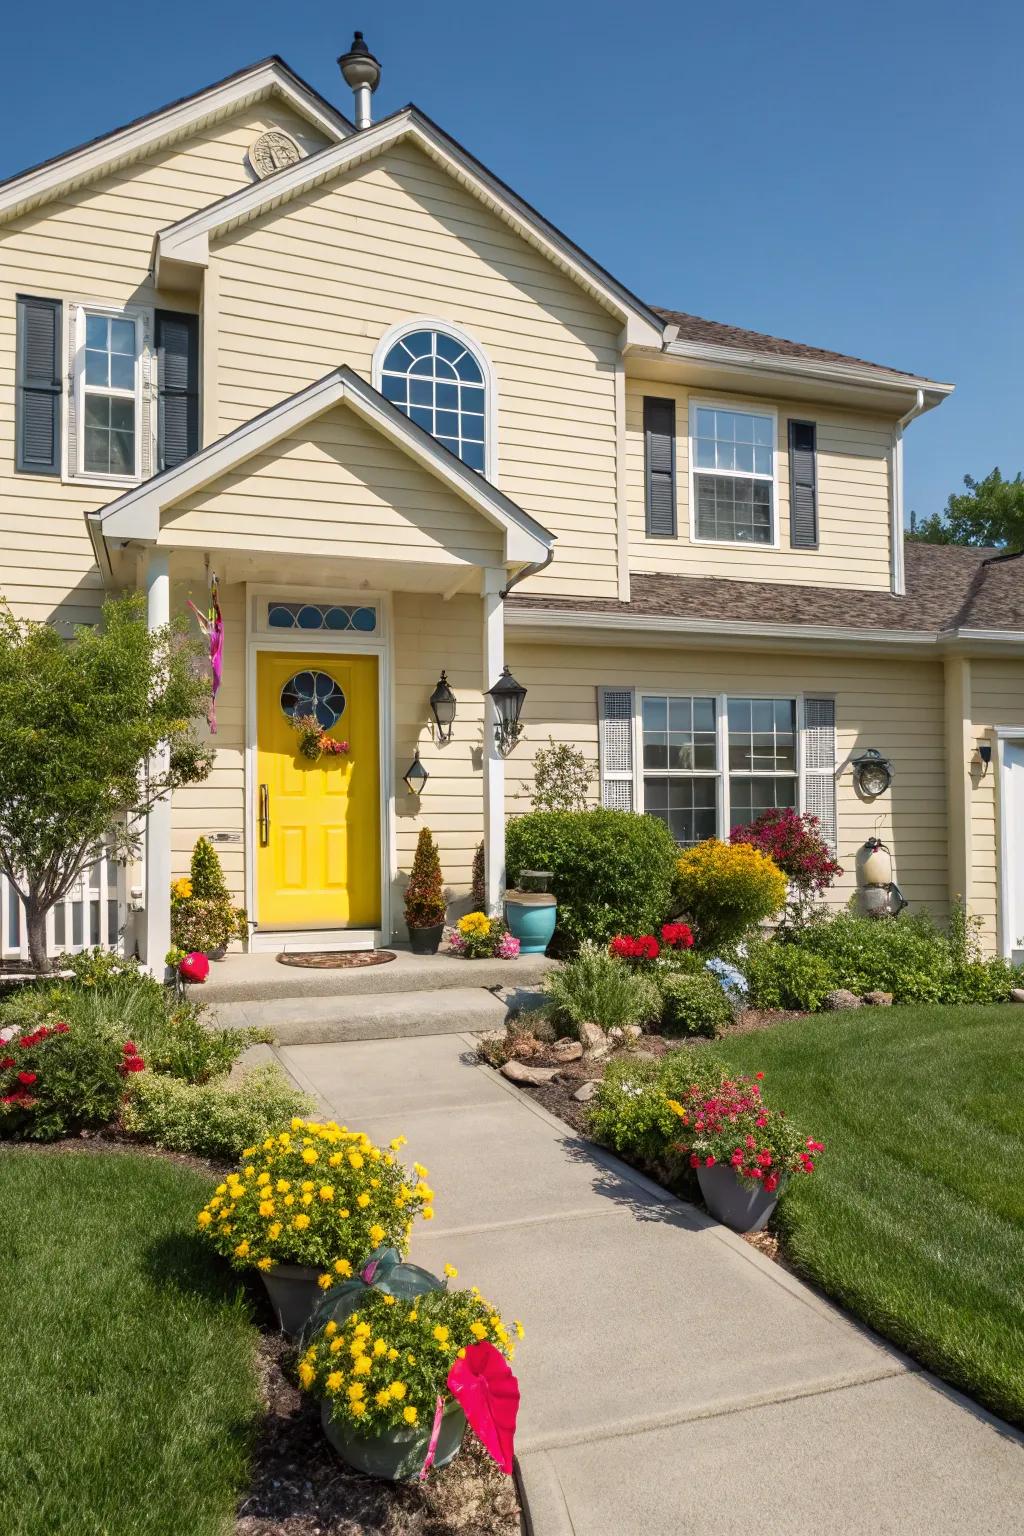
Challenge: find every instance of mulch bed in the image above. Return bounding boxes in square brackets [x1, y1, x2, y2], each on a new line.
[1, 1136, 522, 1536]
[277, 951, 397, 969]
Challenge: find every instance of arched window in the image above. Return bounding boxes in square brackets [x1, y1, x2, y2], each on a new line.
[378, 327, 488, 473]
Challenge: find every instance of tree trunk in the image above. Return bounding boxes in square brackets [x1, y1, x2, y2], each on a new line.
[25, 900, 50, 975]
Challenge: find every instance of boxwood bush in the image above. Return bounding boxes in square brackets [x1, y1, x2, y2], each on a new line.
[744, 941, 837, 1012]
[506, 808, 677, 953]
[658, 971, 732, 1038]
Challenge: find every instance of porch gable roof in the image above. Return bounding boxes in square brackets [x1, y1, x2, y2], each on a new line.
[89, 365, 554, 567]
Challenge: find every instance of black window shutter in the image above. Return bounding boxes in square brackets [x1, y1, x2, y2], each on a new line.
[644, 396, 676, 538]
[16, 295, 62, 475]
[156, 310, 199, 471]
[789, 419, 818, 549]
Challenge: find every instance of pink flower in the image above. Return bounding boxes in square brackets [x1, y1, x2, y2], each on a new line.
[764, 1174, 779, 1193]
[704, 1155, 715, 1167]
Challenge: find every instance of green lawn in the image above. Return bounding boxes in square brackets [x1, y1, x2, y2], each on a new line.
[0, 1150, 260, 1536]
[715, 1005, 1024, 1425]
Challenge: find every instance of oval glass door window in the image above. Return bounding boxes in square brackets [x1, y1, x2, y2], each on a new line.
[280, 670, 346, 729]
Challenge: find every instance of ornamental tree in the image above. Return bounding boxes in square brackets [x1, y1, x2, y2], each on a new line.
[404, 826, 446, 930]
[0, 595, 212, 972]
[730, 807, 842, 926]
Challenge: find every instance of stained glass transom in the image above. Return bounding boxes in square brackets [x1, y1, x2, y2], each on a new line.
[267, 602, 377, 633]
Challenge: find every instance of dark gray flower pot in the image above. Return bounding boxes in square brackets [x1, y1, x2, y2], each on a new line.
[321, 1397, 466, 1481]
[696, 1164, 783, 1233]
[260, 1264, 323, 1337]
[408, 923, 443, 956]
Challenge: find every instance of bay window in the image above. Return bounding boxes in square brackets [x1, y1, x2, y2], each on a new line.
[691, 404, 776, 545]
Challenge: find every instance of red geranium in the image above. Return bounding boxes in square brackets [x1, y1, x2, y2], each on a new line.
[118, 1041, 146, 1076]
[609, 934, 660, 962]
[17, 1071, 37, 1086]
[661, 922, 694, 950]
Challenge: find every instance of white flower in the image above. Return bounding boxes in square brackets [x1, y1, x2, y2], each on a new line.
[0, 1026, 20, 1043]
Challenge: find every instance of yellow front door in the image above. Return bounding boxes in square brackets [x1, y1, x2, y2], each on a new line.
[256, 651, 380, 929]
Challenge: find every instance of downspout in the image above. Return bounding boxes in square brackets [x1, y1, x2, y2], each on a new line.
[891, 388, 925, 596]
[500, 546, 555, 599]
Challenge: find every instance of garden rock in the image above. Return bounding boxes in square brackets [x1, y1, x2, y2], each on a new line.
[573, 1080, 600, 1103]
[500, 1059, 560, 1086]
[608, 1027, 624, 1044]
[578, 1021, 611, 1060]
[1011, 989, 1024, 1005]
[550, 1037, 584, 1063]
[824, 989, 863, 1011]
[863, 990, 894, 1007]
[623, 1024, 643, 1041]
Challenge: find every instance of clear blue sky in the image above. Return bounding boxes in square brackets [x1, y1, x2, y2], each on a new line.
[3, 0, 1019, 520]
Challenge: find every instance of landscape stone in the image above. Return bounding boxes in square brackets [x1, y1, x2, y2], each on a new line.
[623, 1024, 643, 1041]
[578, 1021, 611, 1059]
[573, 1079, 600, 1103]
[550, 1037, 584, 1062]
[500, 1059, 560, 1085]
[824, 989, 863, 1011]
[863, 990, 894, 1007]
[608, 1027, 624, 1043]
[1010, 989, 1024, 1004]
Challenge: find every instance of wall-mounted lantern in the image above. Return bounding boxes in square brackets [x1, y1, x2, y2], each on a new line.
[852, 748, 893, 798]
[486, 667, 527, 757]
[403, 750, 429, 794]
[429, 671, 457, 743]
[977, 741, 993, 771]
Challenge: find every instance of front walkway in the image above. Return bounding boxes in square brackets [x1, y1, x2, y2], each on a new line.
[278, 1033, 1024, 1535]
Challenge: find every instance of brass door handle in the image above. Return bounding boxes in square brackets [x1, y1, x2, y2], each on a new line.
[259, 784, 270, 846]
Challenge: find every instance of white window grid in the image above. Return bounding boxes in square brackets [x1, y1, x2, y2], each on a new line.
[688, 399, 778, 547]
[71, 304, 146, 482]
[379, 329, 486, 472]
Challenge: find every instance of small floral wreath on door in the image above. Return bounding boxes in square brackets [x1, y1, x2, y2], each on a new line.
[280, 670, 350, 762]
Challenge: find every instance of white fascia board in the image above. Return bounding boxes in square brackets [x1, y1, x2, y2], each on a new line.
[660, 339, 954, 403]
[97, 366, 553, 564]
[504, 604, 941, 653]
[155, 111, 663, 341]
[0, 62, 351, 225]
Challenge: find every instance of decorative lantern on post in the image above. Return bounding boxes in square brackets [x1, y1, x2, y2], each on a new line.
[485, 667, 527, 758]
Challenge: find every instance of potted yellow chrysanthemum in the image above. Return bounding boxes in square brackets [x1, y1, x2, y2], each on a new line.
[195, 1118, 435, 1335]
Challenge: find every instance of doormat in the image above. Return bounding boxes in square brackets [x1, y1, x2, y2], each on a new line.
[276, 950, 397, 969]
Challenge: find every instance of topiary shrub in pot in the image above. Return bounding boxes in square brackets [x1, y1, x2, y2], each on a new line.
[506, 809, 677, 954]
[672, 839, 787, 951]
[170, 837, 248, 960]
[404, 828, 446, 955]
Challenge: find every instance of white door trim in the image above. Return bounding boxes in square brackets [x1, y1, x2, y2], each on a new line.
[992, 725, 1024, 960]
[244, 586, 394, 946]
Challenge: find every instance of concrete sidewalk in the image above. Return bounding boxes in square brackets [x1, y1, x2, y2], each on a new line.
[278, 1034, 1024, 1536]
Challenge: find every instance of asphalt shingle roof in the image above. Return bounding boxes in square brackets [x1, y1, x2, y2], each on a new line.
[652, 306, 930, 382]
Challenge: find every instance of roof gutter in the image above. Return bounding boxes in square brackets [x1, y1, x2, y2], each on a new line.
[891, 388, 926, 597]
[500, 546, 555, 598]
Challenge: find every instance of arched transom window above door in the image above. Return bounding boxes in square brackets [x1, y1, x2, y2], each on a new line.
[375, 324, 492, 475]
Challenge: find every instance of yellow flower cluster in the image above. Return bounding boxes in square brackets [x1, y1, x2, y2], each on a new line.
[195, 1118, 433, 1275]
[298, 1279, 524, 1438]
[456, 912, 492, 938]
[171, 877, 193, 898]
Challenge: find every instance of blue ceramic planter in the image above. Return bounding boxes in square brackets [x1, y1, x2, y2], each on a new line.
[504, 893, 557, 955]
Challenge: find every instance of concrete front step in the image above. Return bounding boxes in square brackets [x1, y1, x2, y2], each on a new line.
[210, 985, 512, 1045]
[201, 945, 556, 1005]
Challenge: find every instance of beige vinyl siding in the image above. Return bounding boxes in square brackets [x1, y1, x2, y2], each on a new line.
[209, 142, 622, 597]
[170, 579, 245, 903]
[968, 660, 1024, 948]
[392, 591, 486, 920]
[624, 376, 895, 591]
[161, 403, 503, 565]
[0, 102, 331, 629]
[506, 640, 948, 918]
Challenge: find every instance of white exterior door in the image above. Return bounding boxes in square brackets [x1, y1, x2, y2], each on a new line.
[1002, 741, 1024, 964]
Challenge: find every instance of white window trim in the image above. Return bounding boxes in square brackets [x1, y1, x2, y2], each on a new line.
[63, 299, 154, 487]
[687, 397, 779, 550]
[635, 689, 803, 838]
[371, 316, 499, 483]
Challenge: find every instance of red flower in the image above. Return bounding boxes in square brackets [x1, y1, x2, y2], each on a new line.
[55, 1021, 70, 1034]
[704, 1155, 715, 1167]
[0, 1056, 14, 1069]
[122, 1041, 138, 1056]
[609, 935, 635, 960]
[806, 1139, 825, 1152]
[661, 922, 694, 950]
[17, 1071, 37, 1086]
[764, 1174, 779, 1193]
[755, 1072, 765, 1081]
[689, 1154, 699, 1168]
[118, 1056, 146, 1075]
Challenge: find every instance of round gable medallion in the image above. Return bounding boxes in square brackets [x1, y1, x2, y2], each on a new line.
[248, 130, 302, 179]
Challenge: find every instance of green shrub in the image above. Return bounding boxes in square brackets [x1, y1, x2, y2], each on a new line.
[544, 941, 660, 1034]
[788, 911, 952, 1003]
[0, 1019, 126, 1141]
[122, 1065, 313, 1162]
[658, 971, 732, 1038]
[672, 839, 787, 950]
[587, 1050, 727, 1163]
[506, 808, 676, 952]
[744, 941, 837, 1012]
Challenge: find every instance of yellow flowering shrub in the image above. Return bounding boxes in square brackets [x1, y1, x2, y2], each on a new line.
[457, 913, 491, 938]
[195, 1118, 433, 1274]
[298, 1279, 523, 1436]
[673, 839, 787, 949]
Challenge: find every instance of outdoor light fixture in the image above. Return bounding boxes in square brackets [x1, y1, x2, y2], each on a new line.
[978, 741, 993, 769]
[429, 670, 457, 743]
[337, 31, 381, 130]
[852, 748, 893, 798]
[486, 666, 527, 757]
[403, 750, 429, 795]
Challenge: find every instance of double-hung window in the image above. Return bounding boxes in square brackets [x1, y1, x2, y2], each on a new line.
[692, 404, 775, 544]
[78, 309, 141, 478]
[641, 695, 718, 845]
[640, 693, 798, 842]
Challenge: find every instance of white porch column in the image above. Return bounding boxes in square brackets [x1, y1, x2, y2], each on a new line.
[144, 550, 172, 970]
[482, 568, 506, 915]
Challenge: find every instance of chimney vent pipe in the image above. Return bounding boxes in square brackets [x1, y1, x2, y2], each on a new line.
[338, 31, 381, 129]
